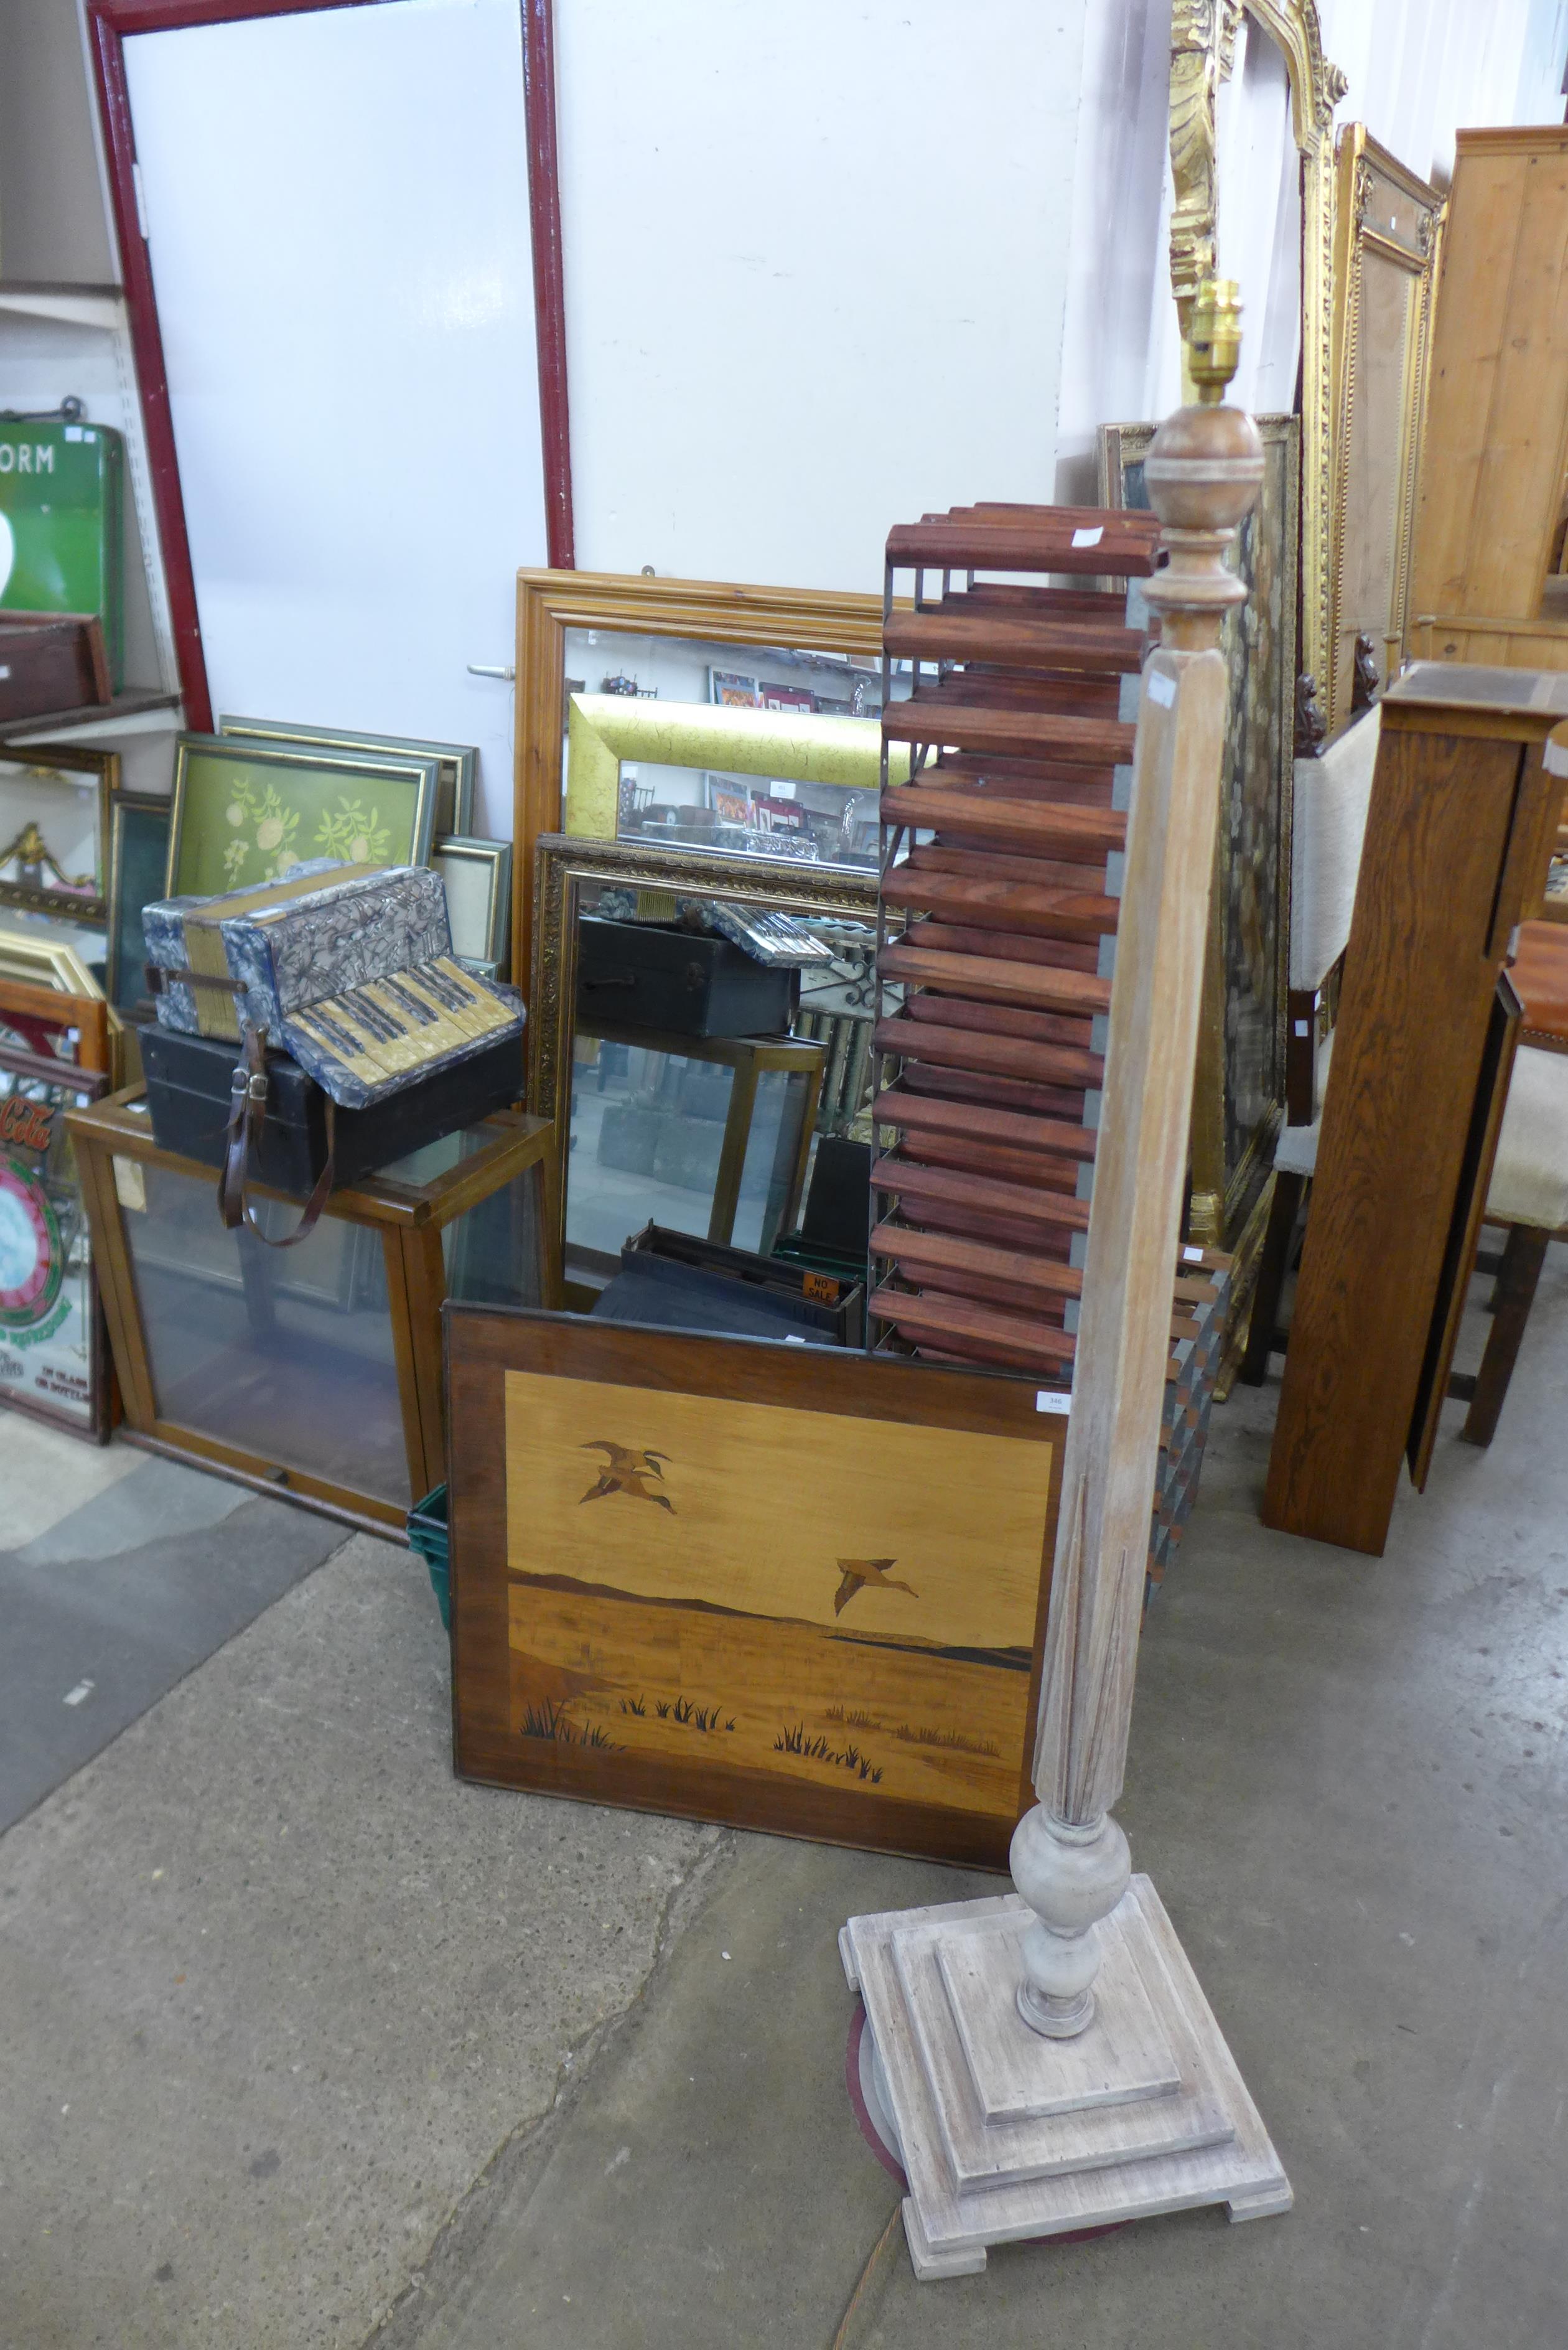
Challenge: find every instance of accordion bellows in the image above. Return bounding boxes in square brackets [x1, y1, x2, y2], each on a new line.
[144, 861, 525, 1111]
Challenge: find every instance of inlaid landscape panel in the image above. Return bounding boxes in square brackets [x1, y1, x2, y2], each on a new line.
[448, 1313, 1062, 1867]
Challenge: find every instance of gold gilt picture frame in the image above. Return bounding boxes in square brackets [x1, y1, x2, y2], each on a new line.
[1167, 1, 1345, 700]
[1325, 124, 1444, 734]
[528, 831, 878, 1275]
[1099, 414, 1300, 1270]
[0, 744, 116, 924]
[513, 569, 903, 987]
[0, 925, 105, 1000]
[431, 836, 512, 973]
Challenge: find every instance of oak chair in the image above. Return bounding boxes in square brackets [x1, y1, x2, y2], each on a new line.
[1452, 930, 1568, 1444]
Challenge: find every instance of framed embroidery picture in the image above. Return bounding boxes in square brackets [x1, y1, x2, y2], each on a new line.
[217, 716, 477, 840]
[0, 1044, 109, 1437]
[447, 1308, 1063, 1869]
[165, 735, 441, 899]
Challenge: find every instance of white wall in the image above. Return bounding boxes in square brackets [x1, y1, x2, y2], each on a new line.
[0, 0, 116, 283]
[1319, 0, 1568, 187]
[553, 0, 1088, 595]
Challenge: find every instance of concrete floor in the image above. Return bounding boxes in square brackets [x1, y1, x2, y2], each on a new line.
[2, 1247, 1566, 2348]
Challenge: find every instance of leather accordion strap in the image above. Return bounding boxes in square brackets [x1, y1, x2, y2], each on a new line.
[218, 1024, 336, 1248]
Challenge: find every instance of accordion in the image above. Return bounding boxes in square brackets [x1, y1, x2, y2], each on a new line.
[144, 861, 525, 1112]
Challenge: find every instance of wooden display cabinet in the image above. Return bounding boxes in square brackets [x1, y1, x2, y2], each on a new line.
[70, 1090, 559, 1535]
[1409, 127, 1568, 672]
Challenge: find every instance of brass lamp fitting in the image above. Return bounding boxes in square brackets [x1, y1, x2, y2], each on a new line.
[1187, 278, 1243, 404]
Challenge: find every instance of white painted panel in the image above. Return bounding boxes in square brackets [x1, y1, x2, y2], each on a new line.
[554, 0, 1086, 595]
[123, 0, 548, 837]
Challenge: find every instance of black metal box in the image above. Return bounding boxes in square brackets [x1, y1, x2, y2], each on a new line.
[576, 916, 798, 1038]
[139, 1022, 525, 1195]
[589, 1222, 864, 1346]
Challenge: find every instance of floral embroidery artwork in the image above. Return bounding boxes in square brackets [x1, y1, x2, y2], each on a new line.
[217, 778, 394, 887]
[314, 797, 393, 868]
[222, 777, 302, 885]
[174, 748, 430, 899]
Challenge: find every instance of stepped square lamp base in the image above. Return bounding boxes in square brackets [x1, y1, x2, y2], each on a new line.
[840, 1876, 1290, 2280]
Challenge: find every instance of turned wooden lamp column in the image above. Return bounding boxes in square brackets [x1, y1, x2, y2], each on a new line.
[841, 284, 1292, 2279]
[1015, 303, 1261, 2043]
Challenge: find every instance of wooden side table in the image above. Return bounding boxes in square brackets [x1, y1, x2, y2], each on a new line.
[70, 1088, 559, 1535]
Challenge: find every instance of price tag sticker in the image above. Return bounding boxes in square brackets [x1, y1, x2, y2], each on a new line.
[1182, 1245, 1205, 1263]
[1147, 670, 1177, 708]
[113, 1156, 147, 1214]
[1035, 1389, 1071, 1415]
[1071, 525, 1104, 548]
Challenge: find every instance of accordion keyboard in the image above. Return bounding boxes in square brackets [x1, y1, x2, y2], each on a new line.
[288, 955, 512, 1086]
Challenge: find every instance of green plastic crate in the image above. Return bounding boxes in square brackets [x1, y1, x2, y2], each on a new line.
[408, 1484, 450, 1630]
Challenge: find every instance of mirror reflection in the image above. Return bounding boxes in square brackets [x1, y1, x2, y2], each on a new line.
[562, 878, 892, 1297]
[561, 627, 912, 870]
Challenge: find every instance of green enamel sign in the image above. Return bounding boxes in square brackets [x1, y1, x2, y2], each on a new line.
[0, 419, 124, 687]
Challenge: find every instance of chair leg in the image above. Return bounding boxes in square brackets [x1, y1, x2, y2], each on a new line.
[1458, 1223, 1551, 1448]
[1238, 1171, 1305, 1386]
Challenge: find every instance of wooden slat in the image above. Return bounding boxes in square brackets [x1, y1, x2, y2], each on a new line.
[885, 605, 1145, 674]
[898, 1131, 1088, 1191]
[871, 1220, 1083, 1302]
[898, 1061, 1088, 1122]
[887, 520, 1159, 576]
[928, 752, 1119, 804]
[872, 1082, 1094, 1161]
[870, 1153, 1091, 1232]
[880, 1187, 1083, 1260]
[875, 1013, 1100, 1090]
[882, 784, 1124, 860]
[952, 582, 1133, 620]
[929, 501, 1159, 534]
[870, 1281, 1079, 1371]
[904, 920, 1101, 973]
[880, 940, 1112, 1017]
[882, 703, 1136, 767]
[908, 841, 1119, 892]
[881, 865, 1118, 937]
[901, 991, 1099, 1060]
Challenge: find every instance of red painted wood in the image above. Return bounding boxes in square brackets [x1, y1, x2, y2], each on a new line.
[85, 0, 576, 733]
[521, 0, 575, 568]
[86, 3, 212, 728]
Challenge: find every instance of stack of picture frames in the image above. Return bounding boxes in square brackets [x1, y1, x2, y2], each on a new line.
[160, 719, 513, 976]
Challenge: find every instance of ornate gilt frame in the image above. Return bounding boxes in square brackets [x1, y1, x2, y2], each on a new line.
[1169, 2, 1345, 698]
[513, 570, 897, 988]
[527, 831, 877, 1265]
[0, 744, 117, 925]
[1325, 125, 1443, 734]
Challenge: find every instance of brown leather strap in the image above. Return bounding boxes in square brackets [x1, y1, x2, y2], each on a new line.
[146, 961, 245, 1001]
[218, 1024, 335, 1248]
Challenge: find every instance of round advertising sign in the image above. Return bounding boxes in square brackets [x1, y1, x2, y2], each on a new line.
[0, 1153, 62, 1327]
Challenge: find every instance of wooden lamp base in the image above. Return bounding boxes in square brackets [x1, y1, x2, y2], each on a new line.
[841, 1879, 1290, 2280]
